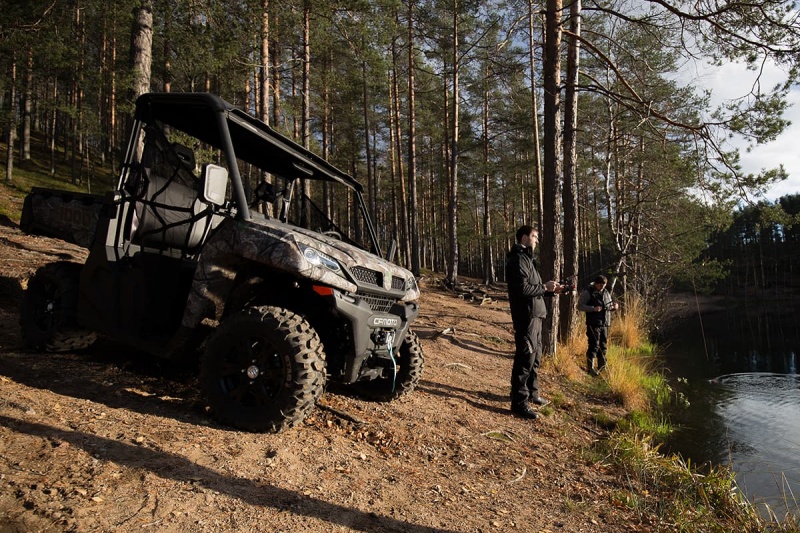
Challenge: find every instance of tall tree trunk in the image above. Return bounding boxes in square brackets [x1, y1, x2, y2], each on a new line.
[408, 1, 420, 276]
[22, 47, 33, 161]
[541, 0, 563, 355]
[482, 62, 495, 285]
[271, 11, 282, 128]
[49, 80, 57, 176]
[100, 14, 108, 165]
[108, 12, 117, 177]
[322, 51, 332, 220]
[5, 57, 16, 184]
[260, 0, 270, 124]
[390, 28, 410, 267]
[362, 42, 375, 220]
[388, 69, 401, 254]
[300, 0, 311, 228]
[163, 1, 172, 92]
[447, 1, 460, 286]
[559, 0, 581, 342]
[529, 1, 544, 232]
[78, 4, 87, 188]
[130, 0, 153, 99]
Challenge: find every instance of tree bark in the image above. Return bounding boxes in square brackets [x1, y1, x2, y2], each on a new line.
[408, 2, 420, 275]
[529, 1, 544, 232]
[482, 61, 495, 285]
[22, 47, 33, 161]
[6, 57, 16, 184]
[542, 0, 563, 355]
[447, 1, 460, 286]
[260, 0, 270, 124]
[271, 10, 282, 128]
[362, 41, 375, 220]
[390, 25, 410, 267]
[130, 0, 153, 100]
[301, 1, 311, 228]
[164, 0, 172, 92]
[559, 0, 581, 342]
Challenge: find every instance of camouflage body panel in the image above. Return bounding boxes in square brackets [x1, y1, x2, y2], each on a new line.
[20, 189, 105, 249]
[182, 215, 419, 328]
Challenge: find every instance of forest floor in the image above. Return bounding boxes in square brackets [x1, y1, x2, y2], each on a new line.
[0, 219, 661, 533]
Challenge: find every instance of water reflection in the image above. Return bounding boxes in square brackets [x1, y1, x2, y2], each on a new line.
[709, 373, 800, 517]
[661, 298, 800, 519]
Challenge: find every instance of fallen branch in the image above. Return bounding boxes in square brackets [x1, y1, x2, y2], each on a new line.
[431, 327, 454, 340]
[508, 466, 527, 484]
[443, 362, 472, 372]
[317, 404, 369, 426]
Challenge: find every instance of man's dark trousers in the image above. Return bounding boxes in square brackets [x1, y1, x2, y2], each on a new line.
[587, 325, 608, 370]
[511, 314, 543, 408]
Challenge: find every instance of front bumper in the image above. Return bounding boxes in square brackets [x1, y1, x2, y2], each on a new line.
[329, 289, 419, 383]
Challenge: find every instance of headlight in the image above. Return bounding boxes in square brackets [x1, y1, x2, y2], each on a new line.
[298, 243, 342, 274]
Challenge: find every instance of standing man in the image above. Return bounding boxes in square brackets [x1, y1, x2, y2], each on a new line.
[506, 225, 561, 420]
[578, 275, 619, 376]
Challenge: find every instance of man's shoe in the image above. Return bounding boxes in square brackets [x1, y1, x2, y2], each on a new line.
[511, 404, 539, 420]
[587, 367, 599, 376]
[529, 396, 550, 407]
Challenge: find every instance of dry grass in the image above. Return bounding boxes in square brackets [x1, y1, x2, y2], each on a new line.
[555, 296, 655, 411]
[549, 326, 586, 380]
[610, 293, 646, 349]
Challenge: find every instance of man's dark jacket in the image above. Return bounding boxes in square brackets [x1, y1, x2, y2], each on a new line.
[505, 244, 548, 320]
[578, 284, 614, 326]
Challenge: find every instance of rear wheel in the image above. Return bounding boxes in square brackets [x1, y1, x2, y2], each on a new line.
[200, 306, 326, 432]
[354, 330, 424, 401]
[20, 262, 97, 352]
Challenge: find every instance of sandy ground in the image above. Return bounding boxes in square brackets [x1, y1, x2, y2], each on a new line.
[0, 221, 655, 532]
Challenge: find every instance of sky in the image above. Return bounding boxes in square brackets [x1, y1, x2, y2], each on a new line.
[696, 60, 800, 202]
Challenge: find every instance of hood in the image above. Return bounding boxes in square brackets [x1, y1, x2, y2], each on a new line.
[251, 216, 420, 301]
[507, 243, 533, 258]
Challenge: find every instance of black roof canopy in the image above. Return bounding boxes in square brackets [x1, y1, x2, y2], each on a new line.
[134, 92, 362, 193]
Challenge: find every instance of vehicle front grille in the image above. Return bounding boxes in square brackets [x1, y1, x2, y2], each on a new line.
[391, 276, 406, 291]
[357, 292, 395, 313]
[351, 266, 383, 287]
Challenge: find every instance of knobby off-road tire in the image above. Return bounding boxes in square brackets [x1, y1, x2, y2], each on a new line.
[355, 330, 424, 401]
[200, 306, 327, 432]
[19, 262, 97, 352]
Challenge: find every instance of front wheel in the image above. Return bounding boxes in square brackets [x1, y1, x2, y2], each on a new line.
[19, 262, 97, 352]
[200, 306, 326, 432]
[354, 330, 424, 401]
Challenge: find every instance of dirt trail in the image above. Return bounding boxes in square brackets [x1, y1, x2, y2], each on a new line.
[0, 223, 650, 532]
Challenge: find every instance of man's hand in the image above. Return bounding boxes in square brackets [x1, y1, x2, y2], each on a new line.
[594, 306, 603, 312]
[544, 280, 558, 292]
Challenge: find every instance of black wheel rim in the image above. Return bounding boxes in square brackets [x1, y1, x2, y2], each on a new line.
[215, 334, 287, 407]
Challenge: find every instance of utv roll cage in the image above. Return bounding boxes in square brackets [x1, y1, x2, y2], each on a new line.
[120, 92, 384, 257]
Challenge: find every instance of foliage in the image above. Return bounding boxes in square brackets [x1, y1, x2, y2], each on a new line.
[704, 193, 800, 292]
[1, 0, 798, 301]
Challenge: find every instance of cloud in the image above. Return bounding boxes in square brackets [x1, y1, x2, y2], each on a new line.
[738, 91, 800, 201]
[696, 61, 800, 201]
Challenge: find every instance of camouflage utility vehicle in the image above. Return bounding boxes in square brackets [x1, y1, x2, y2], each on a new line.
[19, 92, 423, 432]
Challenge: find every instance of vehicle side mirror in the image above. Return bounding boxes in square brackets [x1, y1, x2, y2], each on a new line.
[387, 238, 397, 263]
[201, 164, 229, 206]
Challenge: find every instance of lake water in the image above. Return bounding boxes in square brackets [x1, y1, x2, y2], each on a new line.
[661, 296, 800, 519]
